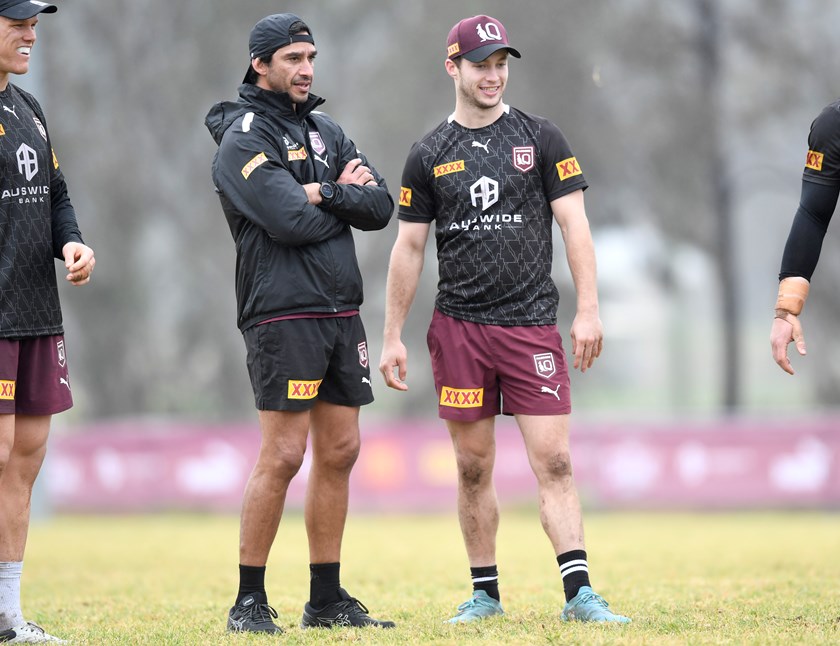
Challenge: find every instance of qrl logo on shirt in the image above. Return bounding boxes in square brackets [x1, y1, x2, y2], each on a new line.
[512, 146, 534, 172]
[806, 150, 824, 171]
[556, 156, 582, 181]
[288, 379, 322, 400]
[440, 386, 483, 408]
[357, 342, 369, 368]
[534, 352, 556, 379]
[399, 187, 412, 207]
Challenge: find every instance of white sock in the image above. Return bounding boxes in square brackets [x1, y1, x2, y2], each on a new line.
[0, 561, 23, 630]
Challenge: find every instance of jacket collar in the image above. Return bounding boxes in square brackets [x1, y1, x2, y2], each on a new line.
[237, 83, 325, 121]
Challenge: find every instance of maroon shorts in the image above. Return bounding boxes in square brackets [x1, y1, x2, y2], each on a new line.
[426, 310, 571, 421]
[0, 336, 73, 415]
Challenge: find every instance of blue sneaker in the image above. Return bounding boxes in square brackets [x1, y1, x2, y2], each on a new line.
[561, 586, 630, 623]
[447, 590, 505, 623]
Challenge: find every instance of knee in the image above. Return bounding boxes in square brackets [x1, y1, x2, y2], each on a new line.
[258, 444, 306, 481]
[316, 435, 360, 474]
[536, 450, 574, 483]
[456, 453, 493, 491]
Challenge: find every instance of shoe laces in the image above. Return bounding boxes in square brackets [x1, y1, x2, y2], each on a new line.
[334, 595, 371, 618]
[577, 590, 609, 609]
[245, 601, 279, 624]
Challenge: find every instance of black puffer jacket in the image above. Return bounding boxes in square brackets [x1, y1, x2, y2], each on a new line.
[205, 84, 392, 332]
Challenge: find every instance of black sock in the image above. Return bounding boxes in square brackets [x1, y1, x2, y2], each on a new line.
[309, 562, 341, 608]
[557, 550, 590, 602]
[237, 564, 266, 604]
[471, 565, 500, 602]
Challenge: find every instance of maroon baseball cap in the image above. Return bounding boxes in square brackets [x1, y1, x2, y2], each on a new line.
[446, 15, 521, 63]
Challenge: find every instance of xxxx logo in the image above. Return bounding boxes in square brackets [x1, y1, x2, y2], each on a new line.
[241, 152, 267, 179]
[434, 160, 465, 178]
[0, 380, 15, 400]
[399, 186, 412, 207]
[288, 379, 322, 400]
[806, 150, 824, 171]
[556, 156, 582, 180]
[288, 148, 308, 161]
[439, 386, 483, 408]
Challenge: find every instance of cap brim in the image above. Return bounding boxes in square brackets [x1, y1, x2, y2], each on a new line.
[0, 2, 58, 19]
[461, 44, 521, 63]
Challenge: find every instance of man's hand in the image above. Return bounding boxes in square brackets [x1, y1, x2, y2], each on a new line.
[771, 313, 806, 375]
[379, 337, 409, 391]
[62, 242, 95, 285]
[337, 158, 377, 186]
[570, 312, 603, 372]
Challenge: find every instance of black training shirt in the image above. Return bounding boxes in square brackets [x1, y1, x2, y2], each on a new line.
[0, 84, 82, 339]
[399, 105, 587, 326]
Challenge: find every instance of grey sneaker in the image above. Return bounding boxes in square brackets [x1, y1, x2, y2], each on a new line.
[226, 592, 283, 633]
[0, 622, 67, 643]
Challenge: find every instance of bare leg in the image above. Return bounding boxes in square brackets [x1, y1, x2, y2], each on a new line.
[516, 414, 584, 554]
[239, 410, 309, 566]
[305, 402, 360, 563]
[447, 418, 498, 567]
[0, 415, 51, 562]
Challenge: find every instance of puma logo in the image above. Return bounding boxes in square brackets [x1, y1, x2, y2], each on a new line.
[313, 153, 330, 169]
[3, 105, 17, 119]
[471, 139, 490, 153]
[59, 377, 71, 391]
[540, 385, 561, 401]
[362, 377, 371, 386]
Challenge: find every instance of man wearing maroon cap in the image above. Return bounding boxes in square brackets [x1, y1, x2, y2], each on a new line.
[380, 15, 630, 624]
[0, 0, 95, 643]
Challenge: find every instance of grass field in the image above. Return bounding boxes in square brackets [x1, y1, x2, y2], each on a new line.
[20, 511, 840, 644]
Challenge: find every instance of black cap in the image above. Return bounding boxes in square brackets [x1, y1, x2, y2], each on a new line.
[0, 0, 57, 19]
[243, 13, 314, 85]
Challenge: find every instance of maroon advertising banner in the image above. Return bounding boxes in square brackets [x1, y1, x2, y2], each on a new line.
[46, 417, 840, 512]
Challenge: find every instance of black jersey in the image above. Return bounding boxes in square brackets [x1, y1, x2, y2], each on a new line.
[0, 84, 82, 339]
[803, 99, 840, 186]
[398, 105, 587, 326]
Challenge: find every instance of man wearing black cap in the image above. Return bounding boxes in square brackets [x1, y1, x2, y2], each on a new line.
[380, 15, 630, 624]
[205, 13, 394, 634]
[0, 1, 94, 643]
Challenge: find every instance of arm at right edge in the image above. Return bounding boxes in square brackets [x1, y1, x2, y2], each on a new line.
[378, 220, 431, 391]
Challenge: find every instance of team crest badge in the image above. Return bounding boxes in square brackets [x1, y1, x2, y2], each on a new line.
[57, 339, 66, 368]
[358, 342, 369, 368]
[309, 131, 326, 156]
[513, 146, 535, 172]
[533, 352, 556, 379]
[32, 117, 47, 141]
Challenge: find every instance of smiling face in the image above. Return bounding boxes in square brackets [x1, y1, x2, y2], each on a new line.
[448, 49, 509, 114]
[253, 38, 317, 104]
[0, 15, 37, 89]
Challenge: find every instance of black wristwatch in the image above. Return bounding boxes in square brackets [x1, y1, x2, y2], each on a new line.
[319, 181, 337, 204]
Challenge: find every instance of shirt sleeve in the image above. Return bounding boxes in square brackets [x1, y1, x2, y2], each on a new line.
[803, 104, 840, 186]
[214, 117, 346, 247]
[539, 121, 588, 202]
[397, 141, 436, 223]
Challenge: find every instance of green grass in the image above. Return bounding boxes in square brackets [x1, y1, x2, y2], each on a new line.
[21, 511, 840, 644]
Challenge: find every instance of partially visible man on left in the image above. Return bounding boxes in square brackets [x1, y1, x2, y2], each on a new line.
[0, 1, 95, 643]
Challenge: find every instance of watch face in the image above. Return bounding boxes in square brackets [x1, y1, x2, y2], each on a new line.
[321, 183, 334, 199]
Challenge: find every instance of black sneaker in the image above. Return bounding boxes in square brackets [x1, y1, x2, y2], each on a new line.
[301, 588, 395, 628]
[226, 592, 283, 633]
